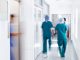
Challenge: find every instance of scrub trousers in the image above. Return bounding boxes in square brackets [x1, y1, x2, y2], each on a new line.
[10, 47, 15, 60]
[58, 40, 67, 57]
[43, 36, 51, 54]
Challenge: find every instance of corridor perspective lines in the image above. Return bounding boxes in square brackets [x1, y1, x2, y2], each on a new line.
[35, 40, 78, 60]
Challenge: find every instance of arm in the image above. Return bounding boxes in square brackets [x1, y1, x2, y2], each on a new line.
[10, 25, 21, 36]
[54, 30, 57, 35]
[51, 28, 55, 38]
[54, 25, 58, 35]
[65, 25, 68, 33]
[41, 22, 44, 29]
[10, 32, 21, 36]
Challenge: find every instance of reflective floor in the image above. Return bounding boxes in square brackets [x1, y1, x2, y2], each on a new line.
[35, 38, 78, 60]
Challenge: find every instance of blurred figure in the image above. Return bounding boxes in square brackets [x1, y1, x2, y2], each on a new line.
[10, 14, 15, 60]
[64, 18, 69, 39]
[64, 18, 66, 24]
[10, 14, 21, 60]
[41, 15, 53, 57]
[55, 18, 67, 57]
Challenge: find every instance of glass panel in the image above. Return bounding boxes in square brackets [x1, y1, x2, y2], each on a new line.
[34, 0, 43, 6]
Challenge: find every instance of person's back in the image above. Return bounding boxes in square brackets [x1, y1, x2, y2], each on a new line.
[56, 23, 67, 41]
[41, 15, 53, 57]
[42, 21, 53, 37]
[55, 18, 67, 57]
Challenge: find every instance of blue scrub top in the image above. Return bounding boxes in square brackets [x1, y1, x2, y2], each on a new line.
[42, 21, 53, 37]
[10, 24, 14, 47]
[55, 23, 67, 45]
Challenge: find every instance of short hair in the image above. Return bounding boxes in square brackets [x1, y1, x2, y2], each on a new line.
[45, 15, 49, 20]
[10, 14, 15, 18]
[64, 18, 66, 21]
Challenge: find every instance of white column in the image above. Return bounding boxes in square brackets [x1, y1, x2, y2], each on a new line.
[76, 8, 80, 60]
[20, 0, 34, 60]
[0, 0, 10, 60]
[71, 8, 80, 60]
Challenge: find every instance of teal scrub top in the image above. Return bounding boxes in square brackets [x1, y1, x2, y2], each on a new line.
[55, 23, 67, 43]
[42, 21, 53, 37]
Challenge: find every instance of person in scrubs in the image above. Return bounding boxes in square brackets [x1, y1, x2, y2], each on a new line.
[64, 18, 69, 39]
[41, 15, 53, 57]
[55, 18, 67, 57]
[10, 14, 21, 60]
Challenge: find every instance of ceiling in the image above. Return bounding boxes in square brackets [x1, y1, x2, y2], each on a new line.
[45, 0, 80, 8]
[14, 0, 20, 2]
[45, 0, 80, 4]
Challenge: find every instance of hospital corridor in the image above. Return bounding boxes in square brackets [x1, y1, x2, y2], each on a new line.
[35, 38, 78, 60]
[0, 0, 80, 60]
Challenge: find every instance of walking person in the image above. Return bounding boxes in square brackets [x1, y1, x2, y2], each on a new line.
[41, 15, 53, 57]
[55, 18, 67, 57]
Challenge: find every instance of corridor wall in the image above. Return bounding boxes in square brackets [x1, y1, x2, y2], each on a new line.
[73, 8, 80, 60]
[34, 6, 43, 59]
[20, 0, 35, 60]
[0, 0, 9, 60]
[71, 2, 80, 60]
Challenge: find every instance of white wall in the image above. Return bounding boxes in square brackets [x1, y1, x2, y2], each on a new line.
[73, 8, 80, 60]
[43, 2, 49, 15]
[78, 8, 80, 41]
[20, 0, 34, 60]
[71, 2, 80, 60]
[0, 0, 9, 60]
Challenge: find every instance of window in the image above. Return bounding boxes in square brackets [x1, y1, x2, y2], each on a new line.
[39, 0, 43, 6]
[34, 0, 43, 6]
[44, 3, 49, 15]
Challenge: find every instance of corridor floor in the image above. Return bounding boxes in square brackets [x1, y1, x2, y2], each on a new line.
[35, 39, 78, 60]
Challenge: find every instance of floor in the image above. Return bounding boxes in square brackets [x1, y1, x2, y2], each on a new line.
[35, 38, 78, 60]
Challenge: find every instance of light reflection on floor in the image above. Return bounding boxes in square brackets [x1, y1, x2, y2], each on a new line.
[35, 38, 78, 60]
